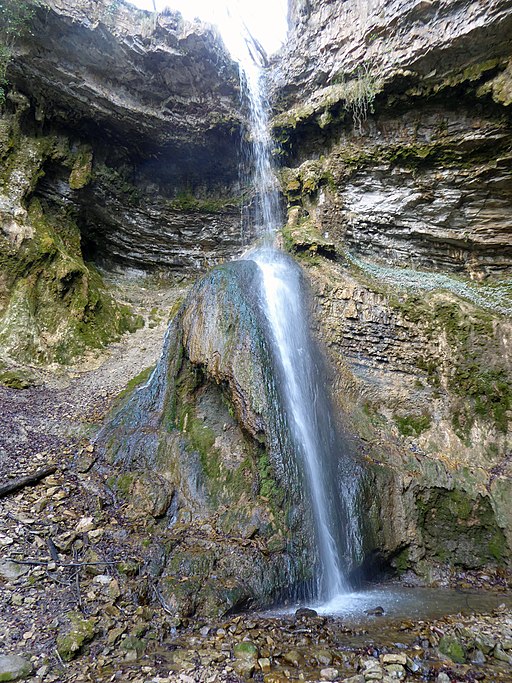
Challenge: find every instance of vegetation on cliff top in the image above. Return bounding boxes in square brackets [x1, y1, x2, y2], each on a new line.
[0, 0, 37, 105]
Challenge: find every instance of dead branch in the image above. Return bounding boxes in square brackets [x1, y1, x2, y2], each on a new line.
[8, 558, 117, 568]
[0, 466, 57, 499]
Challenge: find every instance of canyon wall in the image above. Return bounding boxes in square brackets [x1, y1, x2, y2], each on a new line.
[0, 0, 247, 370]
[1, 0, 511, 597]
[269, 0, 512, 578]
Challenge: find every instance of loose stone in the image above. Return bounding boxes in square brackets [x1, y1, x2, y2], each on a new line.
[0, 655, 33, 681]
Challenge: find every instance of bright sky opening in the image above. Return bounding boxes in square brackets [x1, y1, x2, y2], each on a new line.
[127, 0, 288, 58]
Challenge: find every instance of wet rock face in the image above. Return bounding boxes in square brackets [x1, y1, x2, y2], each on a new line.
[271, 0, 512, 576]
[290, 252, 512, 576]
[98, 261, 316, 618]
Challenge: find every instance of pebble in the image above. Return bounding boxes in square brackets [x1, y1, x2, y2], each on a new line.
[381, 653, 406, 666]
[258, 657, 271, 672]
[0, 561, 29, 581]
[76, 516, 95, 532]
[0, 533, 14, 546]
[320, 667, 339, 681]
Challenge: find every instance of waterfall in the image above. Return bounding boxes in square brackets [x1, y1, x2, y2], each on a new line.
[237, 45, 362, 601]
[239, 58, 281, 235]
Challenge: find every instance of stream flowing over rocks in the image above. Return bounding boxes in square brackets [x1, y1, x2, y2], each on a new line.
[0, 0, 512, 681]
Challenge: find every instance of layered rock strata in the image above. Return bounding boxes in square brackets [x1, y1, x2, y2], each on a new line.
[271, 0, 512, 277]
[0, 0, 248, 366]
[269, 0, 512, 576]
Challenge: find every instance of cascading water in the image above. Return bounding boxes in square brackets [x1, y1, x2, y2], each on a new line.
[236, 41, 363, 602]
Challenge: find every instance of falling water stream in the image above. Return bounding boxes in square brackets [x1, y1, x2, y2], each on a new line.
[236, 43, 362, 602]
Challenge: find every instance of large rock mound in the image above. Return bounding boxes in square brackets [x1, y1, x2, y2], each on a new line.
[97, 261, 319, 617]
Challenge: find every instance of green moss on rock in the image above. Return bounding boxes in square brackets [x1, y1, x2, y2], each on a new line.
[69, 145, 93, 190]
[56, 612, 96, 662]
[0, 654, 32, 682]
[418, 488, 508, 567]
[394, 413, 431, 437]
[0, 368, 34, 388]
[392, 546, 410, 572]
[0, 198, 142, 364]
[114, 365, 155, 403]
[0, 109, 142, 365]
[438, 635, 466, 664]
[168, 191, 241, 214]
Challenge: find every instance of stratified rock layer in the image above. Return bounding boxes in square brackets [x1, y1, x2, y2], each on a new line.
[270, 0, 512, 577]
[271, 0, 512, 277]
[0, 0, 248, 366]
[3, 0, 247, 276]
[13, 0, 242, 182]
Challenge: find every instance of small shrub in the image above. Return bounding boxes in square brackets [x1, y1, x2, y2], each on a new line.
[0, 0, 37, 104]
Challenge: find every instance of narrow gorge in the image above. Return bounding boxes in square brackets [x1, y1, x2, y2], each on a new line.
[0, 1, 511, 682]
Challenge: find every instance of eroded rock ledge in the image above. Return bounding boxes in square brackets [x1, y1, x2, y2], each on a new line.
[0, 0, 249, 367]
[13, 0, 242, 180]
[270, 0, 512, 277]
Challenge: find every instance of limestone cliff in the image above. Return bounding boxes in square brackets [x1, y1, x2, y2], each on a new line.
[269, 0, 512, 577]
[2, 0, 511, 588]
[9, 0, 247, 270]
[0, 0, 247, 370]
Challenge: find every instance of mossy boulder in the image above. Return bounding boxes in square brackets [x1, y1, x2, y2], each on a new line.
[438, 635, 466, 664]
[233, 641, 259, 677]
[98, 260, 319, 616]
[56, 612, 96, 662]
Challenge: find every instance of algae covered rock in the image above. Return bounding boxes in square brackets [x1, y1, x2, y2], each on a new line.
[98, 260, 318, 616]
[56, 612, 96, 662]
[438, 634, 466, 664]
[0, 98, 142, 367]
[233, 641, 259, 677]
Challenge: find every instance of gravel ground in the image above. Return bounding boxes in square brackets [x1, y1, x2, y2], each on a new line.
[0, 279, 186, 481]
[0, 278, 190, 681]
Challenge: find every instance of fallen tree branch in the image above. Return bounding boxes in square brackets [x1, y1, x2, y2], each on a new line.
[8, 558, 117, 568]
[0, 466, 57, 499]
